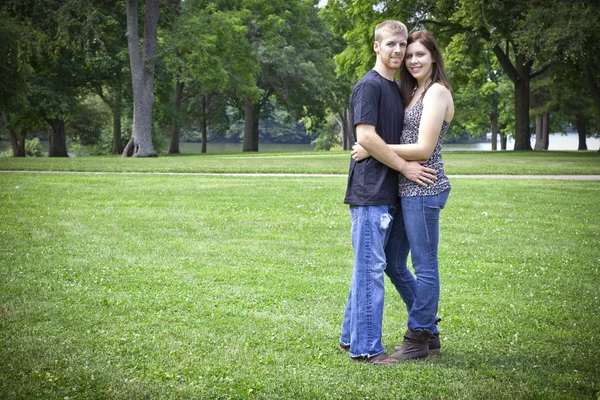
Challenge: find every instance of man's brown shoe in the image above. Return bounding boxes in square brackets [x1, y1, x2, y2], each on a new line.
[352, 353, 398, 366]
[338, 343, 350, 352]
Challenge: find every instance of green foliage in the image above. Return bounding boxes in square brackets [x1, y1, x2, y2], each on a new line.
[224, 106, 313, 144]
[2, 108, 45, 138]
[324, 0, 600, 147]
[66, 96, 111, 147]
[235, 0, 338, 122]
[0, 12, 29, 112]
[513, 0, 599, 63]
[312, 115, 342, 151]
[164, 3, 258, 95]
[3, 0, 599, 155]
[1, 0, 102, 155]
[24, 137, 42, 157]
[323, 0, 379, 81]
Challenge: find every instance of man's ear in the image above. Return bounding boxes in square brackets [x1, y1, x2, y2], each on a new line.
[373, 41, 380, 54]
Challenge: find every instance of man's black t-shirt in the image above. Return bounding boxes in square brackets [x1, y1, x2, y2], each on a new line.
[344, 70, 405, 206]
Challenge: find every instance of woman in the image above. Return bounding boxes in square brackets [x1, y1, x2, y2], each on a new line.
[351, 30, 454, 360]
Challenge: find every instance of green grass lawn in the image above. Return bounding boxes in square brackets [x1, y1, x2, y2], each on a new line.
[0, 156, 599, 399]
[0, 150, 599, 175]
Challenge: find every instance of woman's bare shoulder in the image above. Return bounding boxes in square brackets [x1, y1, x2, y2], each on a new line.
[423, 83, 452, 105]
[427, 82, 451, 97]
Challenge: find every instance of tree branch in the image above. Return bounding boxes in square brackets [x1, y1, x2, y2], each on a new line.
[418, 19, 464, 32]
[478, 26, 520, 83]
[530, 62, 551, 79]
[95, 87, 111, 108]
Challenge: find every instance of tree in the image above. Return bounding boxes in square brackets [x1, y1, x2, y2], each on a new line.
[1, 0, 95, 157]
[529, 75, 556, 151]
[233, 0, 336, 152]
[0, 14, 29, 157]
[161, 1, 257, 154]
[80, 1, 131, 155]
[124, 0, 160, 157]
[443, 31, 516, 151]
[516, 0, 600, 151]
[326, 0, 570, 150]
[319, 3, 356, 150]
[163, 0, 184, 155]
[549, 65, 597, 151]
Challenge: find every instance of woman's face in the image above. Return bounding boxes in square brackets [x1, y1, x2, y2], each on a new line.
[405, 41, 433, 82]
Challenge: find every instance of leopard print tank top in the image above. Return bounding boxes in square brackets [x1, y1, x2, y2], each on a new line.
[398, 97, 451, 197]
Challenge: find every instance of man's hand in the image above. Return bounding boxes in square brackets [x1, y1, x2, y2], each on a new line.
[354, 124, 436, 187]
[400, 161, 437, 188]
[351, 143, 371, 161]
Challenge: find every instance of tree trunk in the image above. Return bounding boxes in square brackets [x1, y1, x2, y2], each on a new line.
[513, 78, 531, 150]
[513, 54, 532, 151]
[575, 115, 588, 150]
[168, 81, 185, 154]
[583, 65, 600, 151]
[534, 115, 542, 150]
[201, 94, 208, 154]
[45, 118, 69, 157]
[97, 86, 124, 155]
[126, 0, 159, 158]
[122, 136, 135, 157]
[335, 110, 353, 151]
[111, 88, 123, 155]
[534, 112, 549, 151]
[243, 96, 259, 152]
[499, 123, 507, 150]
[342, 107, 353, 150]
[489, 42, 532, 150]
[541, 111, 549, 150]
[3, 113, 25, 157]
[490, 107, 499, 151]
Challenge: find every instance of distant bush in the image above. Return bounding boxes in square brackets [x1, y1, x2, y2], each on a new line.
[0, 137, 44, 157]
[312, 117, 341, 151]
[25, 138, 43, 157]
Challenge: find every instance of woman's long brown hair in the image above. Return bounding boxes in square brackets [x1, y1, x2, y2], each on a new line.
[399, 30, 452, 108]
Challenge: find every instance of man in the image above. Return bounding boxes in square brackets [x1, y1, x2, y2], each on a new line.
[339, 20, 437, 366]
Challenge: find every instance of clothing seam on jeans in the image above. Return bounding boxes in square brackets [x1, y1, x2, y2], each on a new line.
[365, 207, 373, 349]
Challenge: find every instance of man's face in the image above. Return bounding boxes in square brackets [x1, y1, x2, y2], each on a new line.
[374, 32, 408, 71]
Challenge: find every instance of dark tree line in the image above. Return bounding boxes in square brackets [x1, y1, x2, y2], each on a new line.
[1, 0, 599, 157]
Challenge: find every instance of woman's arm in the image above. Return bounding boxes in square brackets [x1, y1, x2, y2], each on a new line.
[352, 84, 453, 161]
[354, 123, 437, 187]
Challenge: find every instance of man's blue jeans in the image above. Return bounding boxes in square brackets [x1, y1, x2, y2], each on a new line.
[340, 204, 396, 358]
[384, 188, 450, 334]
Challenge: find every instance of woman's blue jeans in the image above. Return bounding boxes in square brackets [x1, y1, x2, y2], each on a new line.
[384, 188, 450, 334]
[340, 204, 396, 358]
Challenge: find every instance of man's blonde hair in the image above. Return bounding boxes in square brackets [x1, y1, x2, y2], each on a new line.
[374, 20, 408, 42]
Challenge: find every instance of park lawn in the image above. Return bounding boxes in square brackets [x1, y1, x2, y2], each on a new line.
[0, 171, 598, 399]
[0, 150, 599, 175]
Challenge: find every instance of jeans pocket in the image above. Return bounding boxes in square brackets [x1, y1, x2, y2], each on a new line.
[423, 194, 441, 211]
[438, 188, 451, 209]
[423, 194, 443, 222]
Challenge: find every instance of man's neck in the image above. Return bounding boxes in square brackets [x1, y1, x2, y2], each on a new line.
[372, 63, 397, 81]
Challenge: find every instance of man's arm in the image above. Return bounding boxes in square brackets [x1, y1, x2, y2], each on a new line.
[356, 124, 436, 187]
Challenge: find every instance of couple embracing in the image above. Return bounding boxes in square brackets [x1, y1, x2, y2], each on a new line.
[339, 20, 454, 366]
